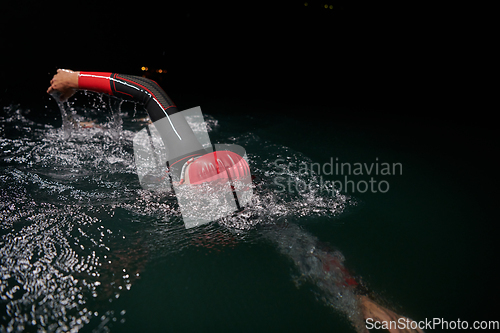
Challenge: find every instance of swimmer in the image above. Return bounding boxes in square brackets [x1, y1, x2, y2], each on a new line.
[47, 69, 250, 186]
[47, 69, 206, 172]
[47, 70, 421, 332]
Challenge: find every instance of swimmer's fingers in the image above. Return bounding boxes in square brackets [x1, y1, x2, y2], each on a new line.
[47, 69, 79, 97]
[47, 81, 59, 93]
[46, 84, 75, 101]
[47, 76, 77, 101]
[47, 76, 60, 95]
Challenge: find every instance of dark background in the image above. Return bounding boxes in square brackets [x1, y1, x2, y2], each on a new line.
[2, 2, 488, 115]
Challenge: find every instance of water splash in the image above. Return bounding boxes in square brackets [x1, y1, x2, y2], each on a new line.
[0, 97, 360, 332]
[49, 92, 73, 140]
[1, 100, 142, 331]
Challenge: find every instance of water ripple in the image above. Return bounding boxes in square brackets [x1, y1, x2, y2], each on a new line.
[1, 102, 357, 332]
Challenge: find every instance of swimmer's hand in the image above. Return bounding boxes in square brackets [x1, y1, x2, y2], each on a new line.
[358, 295, 424, 333]
[47, 69, 80, 101]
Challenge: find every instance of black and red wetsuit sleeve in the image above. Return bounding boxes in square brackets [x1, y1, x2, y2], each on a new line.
[78, 71, 179, 122]
[78, 72, 113, 95]
[78, 71, 206, 177]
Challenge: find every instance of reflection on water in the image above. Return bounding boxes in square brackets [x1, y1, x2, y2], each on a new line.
[1, 98, 358, 332]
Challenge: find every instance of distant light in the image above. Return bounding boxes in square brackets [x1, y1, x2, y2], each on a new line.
[324, 4, 328, 9]
[304, 2, 308, 6]
[141, 66, 148, 71]
[329, 5, 333, 9]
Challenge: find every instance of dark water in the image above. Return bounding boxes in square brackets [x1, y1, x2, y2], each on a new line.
[0, 93, 496, 332]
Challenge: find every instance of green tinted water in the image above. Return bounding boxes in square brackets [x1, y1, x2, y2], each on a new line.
[0, 96, 493, 332]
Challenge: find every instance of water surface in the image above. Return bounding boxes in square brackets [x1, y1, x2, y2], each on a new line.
[0, 94, 493, 331]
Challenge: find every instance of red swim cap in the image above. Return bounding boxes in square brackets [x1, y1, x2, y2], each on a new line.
[184, 151, 250, 185]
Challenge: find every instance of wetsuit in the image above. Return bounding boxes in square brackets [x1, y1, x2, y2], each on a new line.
[78, 71, 207, 179]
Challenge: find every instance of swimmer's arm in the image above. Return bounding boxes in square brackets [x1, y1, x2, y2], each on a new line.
[47, 69, 80, 101]
[358, 295, 424, 333]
